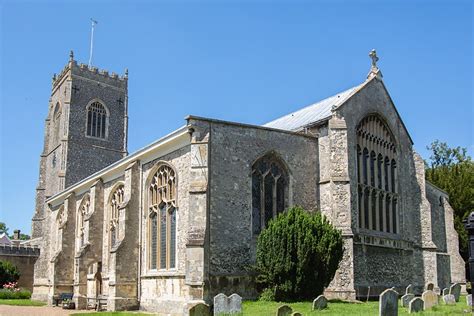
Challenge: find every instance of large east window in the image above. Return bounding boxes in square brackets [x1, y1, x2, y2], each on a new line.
[252, 154, 288, 235]
[148, 164, 177, 270]
[356, 115, 398, 233]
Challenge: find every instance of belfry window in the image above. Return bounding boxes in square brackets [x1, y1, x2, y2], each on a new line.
[252, 154, 289, 235]
[356, 115, 398, 233]
[109, 184, 125, 248]
[86, 101, 107, 139]
[148, 164, 177, 270]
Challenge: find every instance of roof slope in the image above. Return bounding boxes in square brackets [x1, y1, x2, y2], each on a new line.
[263, 84, 363, 131]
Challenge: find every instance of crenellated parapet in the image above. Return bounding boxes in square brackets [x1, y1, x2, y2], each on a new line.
[52, 50, 128, 90]
[0, 244, 40, 257]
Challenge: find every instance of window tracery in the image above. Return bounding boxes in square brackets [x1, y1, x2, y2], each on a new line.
[148, 164, 177, 270]
[86, 101, 107, 139]
[251, 154, 289, 235]
[356, 115, 398, 234]
[109, 185, 125, 248]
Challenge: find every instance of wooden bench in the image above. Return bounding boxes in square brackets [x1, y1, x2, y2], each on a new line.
[52, 293, 73, 307]
[97, 295, 108, 311]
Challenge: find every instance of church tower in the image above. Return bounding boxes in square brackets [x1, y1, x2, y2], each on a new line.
[31, 51, 128, 238]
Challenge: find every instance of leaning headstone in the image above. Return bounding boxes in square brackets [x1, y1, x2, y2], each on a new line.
[449, 283, 461, 302]
[425, 282, 434, 291]
[228, 294, 242, 314]
[408, 297, 424, 314]
[442, 288, 449, 296]
[189, 303, 211, 316]
[442, 294, 456, 305]
[213, 293, 228, 315]
[405, 284, 413, 295]
[466, 294, 472, 306]
[401, 294, 415, 307]
[422, 290, 438, 310]
[379, 289, 398, 316]
[312, 295, 328, 310]
[276, 305, 292, 316]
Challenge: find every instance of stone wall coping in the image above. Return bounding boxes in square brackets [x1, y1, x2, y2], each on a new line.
[186, 115, 318, 140]
[0, 243, 40, 256]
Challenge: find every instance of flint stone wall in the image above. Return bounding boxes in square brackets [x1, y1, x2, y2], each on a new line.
[207, 120, 318, 299]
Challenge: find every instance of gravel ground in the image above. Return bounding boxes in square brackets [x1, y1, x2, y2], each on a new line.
[0, 305, 93, 316]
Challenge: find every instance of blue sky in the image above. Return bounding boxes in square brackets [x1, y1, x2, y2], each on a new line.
[0, 0, 472, 235]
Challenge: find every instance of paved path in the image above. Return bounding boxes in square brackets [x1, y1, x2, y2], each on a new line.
[0, 305, 93, 316]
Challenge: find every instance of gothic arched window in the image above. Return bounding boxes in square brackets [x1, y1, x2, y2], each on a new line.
[148, 164, 177, 270]
[86, 101, 107, 139]
[251, 154, 289, 235]
[77, 195, 90, 247]
[53, 102, 61, 142]
[109, 184, 125, 248]
[356, 115, 398, 233]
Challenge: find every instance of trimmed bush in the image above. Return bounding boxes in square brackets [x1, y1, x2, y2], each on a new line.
[256, 206, 344, 301]
[0, 261, 20, 288]
[0, 289, 31, 299]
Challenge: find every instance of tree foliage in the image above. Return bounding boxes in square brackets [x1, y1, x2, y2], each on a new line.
[0, 261, 20, 288]
[255, 206, 344, 301]
[425, 140, 474, 257]
[0, 223, 8, 235]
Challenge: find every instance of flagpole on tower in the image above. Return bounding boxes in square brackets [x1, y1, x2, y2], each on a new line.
[88, 18, 98, 68]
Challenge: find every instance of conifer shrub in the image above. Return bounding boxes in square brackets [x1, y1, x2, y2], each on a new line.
[255, 206, 344, 301]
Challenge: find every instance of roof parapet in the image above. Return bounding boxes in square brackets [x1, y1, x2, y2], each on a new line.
[52, 50, 128, 88]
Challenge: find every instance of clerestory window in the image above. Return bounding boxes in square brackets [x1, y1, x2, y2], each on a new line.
[148, 164, 177, 270]
[251, 154, 289, 235]
[356, 115, 398, 234]
[86, 101, 107, 139]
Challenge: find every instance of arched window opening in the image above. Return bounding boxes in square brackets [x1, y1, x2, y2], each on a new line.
[53, 103, 62, 142]
[356, 114, 398, 233]
[86, 101, 107, 139]
[252, 155, 289, 235]
[148, 164, 177, 270]
[109, 185, 125, 248]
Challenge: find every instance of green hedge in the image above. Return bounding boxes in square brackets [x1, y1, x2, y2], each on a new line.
[0, 289, 31, 299]
[256, 206, 344, 301]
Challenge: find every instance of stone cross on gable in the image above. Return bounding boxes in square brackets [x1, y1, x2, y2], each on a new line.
[369, 49, 379, 69]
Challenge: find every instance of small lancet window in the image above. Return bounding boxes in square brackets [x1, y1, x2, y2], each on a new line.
[53, 103, 62, 142]
[86, 101, 107, 139]
[109, 185, 125, 248]
[148, 164, 177, 270]
[77, 195, 90, 247]
[251, 154, 289, 235]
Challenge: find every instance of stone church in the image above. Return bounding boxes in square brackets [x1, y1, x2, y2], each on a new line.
[30, 50, 465, 313]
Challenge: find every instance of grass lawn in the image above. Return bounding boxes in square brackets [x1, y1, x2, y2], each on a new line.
[0, 299, 46, 306]
[243, 296, 472, 315]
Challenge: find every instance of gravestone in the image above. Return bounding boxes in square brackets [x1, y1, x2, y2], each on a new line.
[449, 283, 461, 302]
[312, 295, 328, 310]
[442, 294, 456, 305]
[189, 303, 211, 316]
[401, 294, 415, 307]
[228, 294, 242, 314]
[379, 289, 398, 316]
[466, 294, 472, 306]
[421, 290, 438, 310]
[405, 284, 413, 295]
[408, 297, 424, 314]
[276, 305, 292, 316]
[213, 293, 228, 315]
[425, 283, 434, 291]
[442, 288, 449, 296]
[290, 313, 302, 316]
